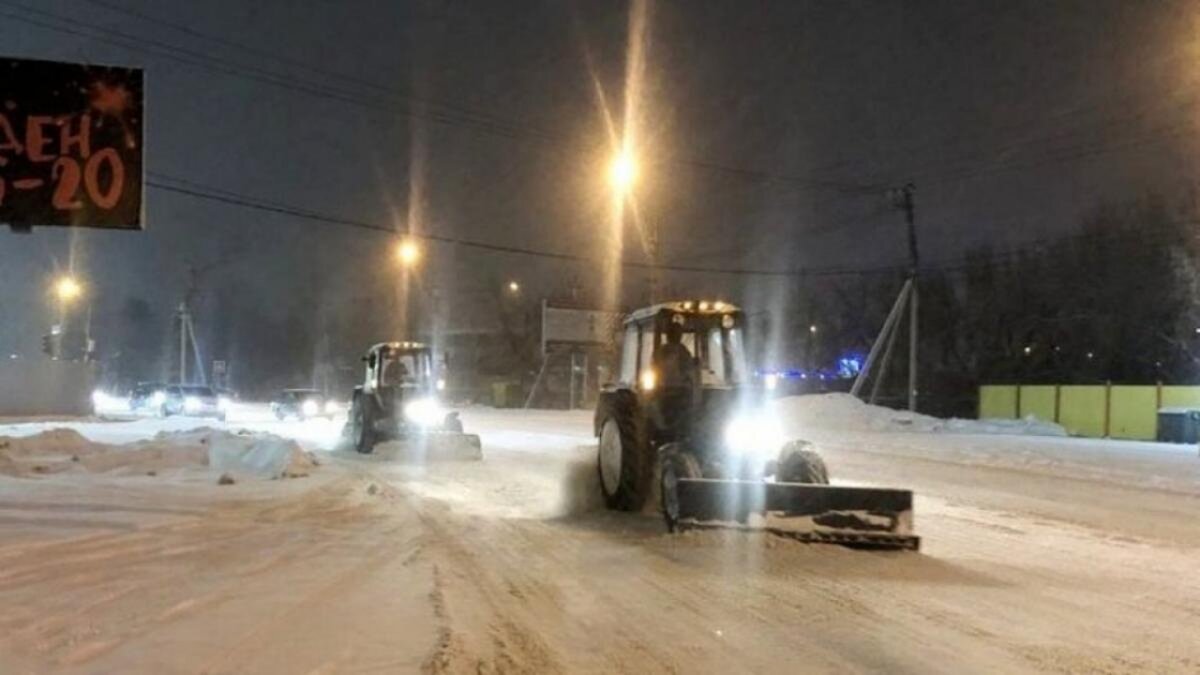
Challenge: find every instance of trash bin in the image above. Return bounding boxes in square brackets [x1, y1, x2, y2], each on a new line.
[1156, 408, 1200, 443]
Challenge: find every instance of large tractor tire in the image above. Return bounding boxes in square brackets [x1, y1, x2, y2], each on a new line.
[596, 394, 651, 511]
[777, 440, 830, 485]
[350, 394, 377, 454]
[660, 444, 703, 532]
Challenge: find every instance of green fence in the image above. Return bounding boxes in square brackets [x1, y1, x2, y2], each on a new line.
[978, 383, 1198, 440]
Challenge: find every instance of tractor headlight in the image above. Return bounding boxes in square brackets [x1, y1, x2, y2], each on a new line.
[639, 369, 657, 391]
[184, 396, 201, 412]
[404, 397, 445, 427]
[301, 400, 320, 417]
[723, 412, 784, 460]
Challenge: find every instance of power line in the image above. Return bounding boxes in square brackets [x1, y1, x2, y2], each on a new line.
[145, 173, 889, 277]
[147, 172, 1197, 284]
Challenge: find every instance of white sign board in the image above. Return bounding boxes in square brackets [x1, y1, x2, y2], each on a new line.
[542, 304, 622, 353]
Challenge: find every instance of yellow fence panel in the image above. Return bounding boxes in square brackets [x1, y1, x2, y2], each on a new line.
[1161, 386, 1200, 410]
[1018, 385, 1057, 423]
[1058, 386, 1106, 438]
[979, 385, 1017, 419]
[1108, 386, 1157, 440]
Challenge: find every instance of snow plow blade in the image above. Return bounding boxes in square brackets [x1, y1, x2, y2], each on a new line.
[671, 478, 919, 550]
[375, 433, 483, 462]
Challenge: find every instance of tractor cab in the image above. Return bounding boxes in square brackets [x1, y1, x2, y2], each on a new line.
[362, 341, 444, 395]
[606, 301, 763, 452]
[612, 300, 750, 394]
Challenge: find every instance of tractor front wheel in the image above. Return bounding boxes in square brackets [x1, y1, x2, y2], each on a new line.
[660, 445, 703, 532]
[776, 440, 830, 484]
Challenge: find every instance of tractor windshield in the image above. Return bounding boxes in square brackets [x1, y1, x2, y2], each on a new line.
[694, 325, 748, 386]
[656, 312, 749, 387]
[380, 350, 431, 387]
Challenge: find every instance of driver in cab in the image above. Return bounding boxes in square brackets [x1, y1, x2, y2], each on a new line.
[652, 319, 698, 435]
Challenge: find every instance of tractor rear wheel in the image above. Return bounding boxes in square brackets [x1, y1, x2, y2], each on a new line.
[776, 440, 830, 484]
[596, 399, 650, 511]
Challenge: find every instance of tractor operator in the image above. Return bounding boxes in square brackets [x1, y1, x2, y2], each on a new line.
[652, 320, 698, 436]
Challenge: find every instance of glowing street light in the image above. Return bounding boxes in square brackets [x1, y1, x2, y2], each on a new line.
[55, 276, 82, 302]
[609, 151, 637, 194]
[507, 280, 520, 294]
[396, 238, 421, 268]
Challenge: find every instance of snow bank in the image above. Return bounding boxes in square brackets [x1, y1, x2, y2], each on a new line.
[0, 427, 316, 480]
[774, 393, 1066, 437]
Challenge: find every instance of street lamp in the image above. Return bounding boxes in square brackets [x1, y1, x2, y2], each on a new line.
[507, 280, 520, 294]
[55, 276, 82, 302]
[396, 238, 421, 268]
[609, 151, 637, 195]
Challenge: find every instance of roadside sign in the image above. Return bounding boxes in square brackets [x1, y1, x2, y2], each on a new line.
[541, 301, 622, 355]
[0, 56, 144, 231]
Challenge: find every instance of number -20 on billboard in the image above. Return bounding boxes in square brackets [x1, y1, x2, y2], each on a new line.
[0, 56, 144, 232]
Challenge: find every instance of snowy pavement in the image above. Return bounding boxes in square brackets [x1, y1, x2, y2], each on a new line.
[1, 397, 1200, 672]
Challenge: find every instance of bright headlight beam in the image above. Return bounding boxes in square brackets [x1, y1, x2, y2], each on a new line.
[404, 397, 445, 427]
[723, 413, 785, 460]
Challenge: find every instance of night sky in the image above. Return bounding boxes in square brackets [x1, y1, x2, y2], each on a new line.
[1, 0, 1195, 374]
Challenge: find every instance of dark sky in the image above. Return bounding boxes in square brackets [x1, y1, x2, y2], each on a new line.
[1, 0, 1197, 362]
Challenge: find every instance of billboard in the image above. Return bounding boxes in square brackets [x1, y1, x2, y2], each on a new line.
[541, 302, 622, 354]
[0, 56, 144, 231]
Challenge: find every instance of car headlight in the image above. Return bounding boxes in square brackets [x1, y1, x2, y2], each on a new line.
[217, 396, 231, 411]
[404, 397, 445, 427]
[324, 400, 339, 414]
[150, 391, 166, 405]
[301, 400, 319, 417]
[723, 412, 785, 460]
[184, 396, 201, 412]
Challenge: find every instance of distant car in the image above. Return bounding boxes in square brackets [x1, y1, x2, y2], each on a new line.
[130, 382, 168, 413]
[270, 389, 339, 421]
[160, 385, 227, 421]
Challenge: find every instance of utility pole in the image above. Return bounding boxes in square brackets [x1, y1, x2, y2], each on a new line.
[178, 302, 188, 383]
[895, 183, 919, 412]
[849, 184, 919, 412]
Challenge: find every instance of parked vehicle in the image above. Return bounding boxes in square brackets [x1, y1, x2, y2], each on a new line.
[159, 385, 227, 421]
[270, 388, 339, 420]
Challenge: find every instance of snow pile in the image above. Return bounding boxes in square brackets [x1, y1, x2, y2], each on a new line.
[208, 430, 317, 478]
[0, 427, 316, 479]
[774, 393, 1066, 437]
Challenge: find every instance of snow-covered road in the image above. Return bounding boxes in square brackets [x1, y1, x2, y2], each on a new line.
[1, 400, 1199, 673]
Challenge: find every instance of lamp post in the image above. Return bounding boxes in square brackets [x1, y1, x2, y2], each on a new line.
[396, 237, 421, 269]
[51, 276, 86, 360]
[609, 151, 659, 302]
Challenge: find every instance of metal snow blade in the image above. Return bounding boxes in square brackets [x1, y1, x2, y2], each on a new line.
[666, 478, 919, 550]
